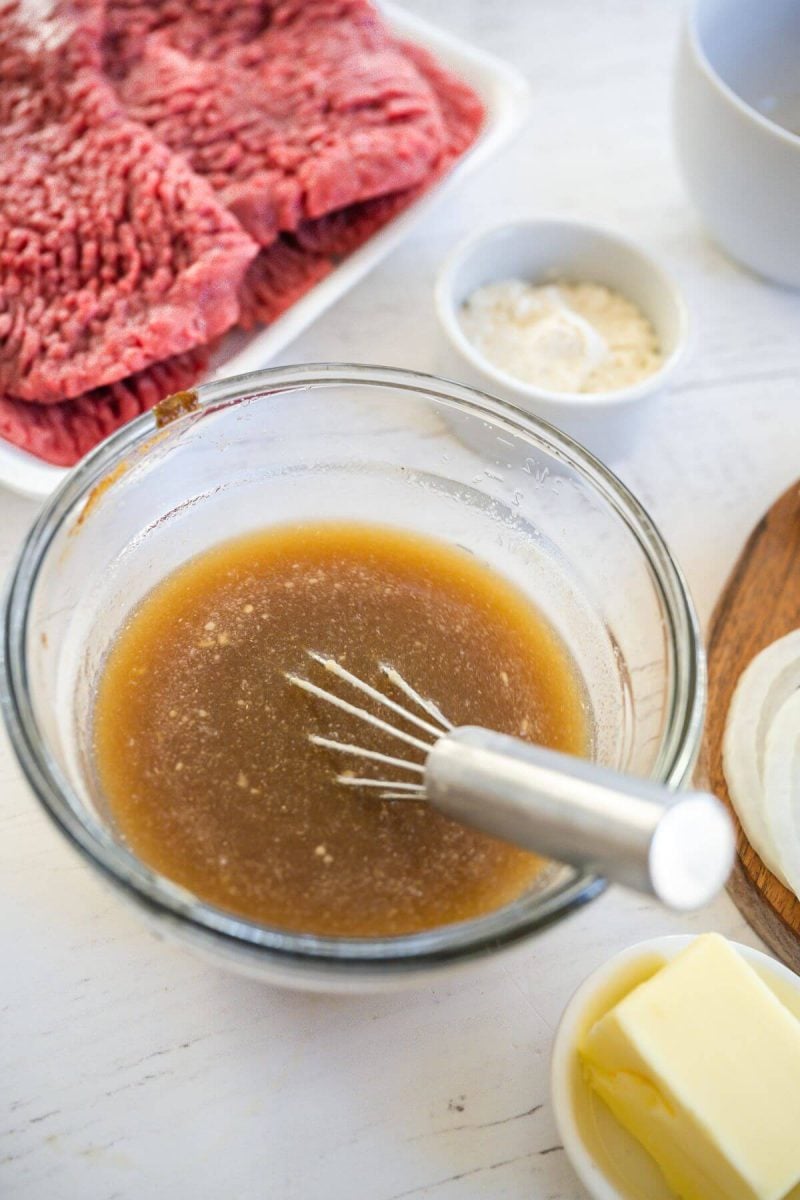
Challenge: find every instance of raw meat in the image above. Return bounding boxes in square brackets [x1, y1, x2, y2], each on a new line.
[104, 0, 447, 245]
[295, 42, 485, 259]
[0, 0, 485, 466]
[0, 347, 210, 466]
[238, 40, 485, 326]
[0, 0, 258, 404]
[237, 238, 332, 330]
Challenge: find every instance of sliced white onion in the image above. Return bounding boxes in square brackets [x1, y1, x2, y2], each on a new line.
[722, 628, 800, 886]
[764, 689, 800, 898]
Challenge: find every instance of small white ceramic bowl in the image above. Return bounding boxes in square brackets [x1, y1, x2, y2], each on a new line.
[674, 0, 800, 287]
[550, 934, 800, 1200]
[435, 218, 688, 423]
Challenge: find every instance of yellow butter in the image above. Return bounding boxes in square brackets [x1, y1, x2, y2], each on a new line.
[580, 934, 800, 1200]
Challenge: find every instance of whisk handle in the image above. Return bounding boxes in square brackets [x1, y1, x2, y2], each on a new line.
[425, 727, 734, 911]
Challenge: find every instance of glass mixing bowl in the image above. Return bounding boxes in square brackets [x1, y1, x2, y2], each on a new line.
[2, 365, 704, 990]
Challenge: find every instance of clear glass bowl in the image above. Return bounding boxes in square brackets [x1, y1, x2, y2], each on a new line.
[1, 365, 704, 990]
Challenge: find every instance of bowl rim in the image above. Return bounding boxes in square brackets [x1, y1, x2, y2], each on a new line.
[1, 363, 705, 977]
[550, 934, 800, 1200]
[434, 216, 689, 408]
[686, 0, 800, 150]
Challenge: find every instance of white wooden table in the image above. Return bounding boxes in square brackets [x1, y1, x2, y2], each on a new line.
[2, 2, 799, 1197]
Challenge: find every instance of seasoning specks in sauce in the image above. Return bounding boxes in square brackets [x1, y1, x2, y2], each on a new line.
[93, 523, 588, 937]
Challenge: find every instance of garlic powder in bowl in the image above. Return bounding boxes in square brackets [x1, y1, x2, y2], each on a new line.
[435, 218, 688, 418]
[459, 280, 662, 395]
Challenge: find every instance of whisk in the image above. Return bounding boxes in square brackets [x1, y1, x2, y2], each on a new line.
[287, 651, 735, 912]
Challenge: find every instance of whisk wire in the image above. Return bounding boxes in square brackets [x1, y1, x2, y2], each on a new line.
[378, 663, 453, 731]
[309, 734, 425, 775]
[336, 776, 425, 793]
[306, 652, 445, 740]
[285, 672, 433, 754]
[287, 653, 455, 796]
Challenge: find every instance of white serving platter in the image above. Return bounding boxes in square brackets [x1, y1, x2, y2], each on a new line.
[0, 4, 530, 501]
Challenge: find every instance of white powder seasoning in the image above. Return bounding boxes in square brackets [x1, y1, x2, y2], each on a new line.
[459, 279, 662, 394]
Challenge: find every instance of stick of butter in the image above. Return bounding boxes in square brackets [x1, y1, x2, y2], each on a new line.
[580, 934, 800, 1200]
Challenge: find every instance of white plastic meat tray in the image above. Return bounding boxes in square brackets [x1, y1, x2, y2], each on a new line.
[1, 4, 530, 500]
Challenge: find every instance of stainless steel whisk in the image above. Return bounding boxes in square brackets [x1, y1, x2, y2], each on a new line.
[287, 651, 735, 912]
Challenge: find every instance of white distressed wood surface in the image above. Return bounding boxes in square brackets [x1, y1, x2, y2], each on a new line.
[2, 2, 799, 1197]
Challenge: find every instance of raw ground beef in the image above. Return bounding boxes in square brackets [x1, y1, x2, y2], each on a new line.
[104, 0, 447, 246]
[237, 40, 485, 327]
[0, 346, 209, 466]
[294, 43, 485, 259]
[0, 0, 484, 466]
[237, 238, 333, 330]
[0, 1, 257, 404]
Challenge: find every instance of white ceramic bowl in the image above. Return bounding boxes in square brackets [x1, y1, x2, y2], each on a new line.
[434, 218, 688, 423]
[674, 0, 800, 287]
[551, 934, 800, 1200]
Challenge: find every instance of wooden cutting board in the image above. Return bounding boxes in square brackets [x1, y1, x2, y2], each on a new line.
[700, 481, 800, 971]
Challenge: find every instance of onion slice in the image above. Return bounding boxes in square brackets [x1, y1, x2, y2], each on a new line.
[764, 690, 800, 898]
[722, 629, 800, 886]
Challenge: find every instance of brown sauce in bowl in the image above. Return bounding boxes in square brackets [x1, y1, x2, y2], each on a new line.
[93, 523, 588, 937]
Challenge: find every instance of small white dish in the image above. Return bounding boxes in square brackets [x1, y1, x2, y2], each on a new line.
[674, 0, 800, 287]
[550, 934, 800, 1200]
[434, 217, 688, 424]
